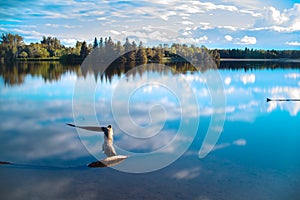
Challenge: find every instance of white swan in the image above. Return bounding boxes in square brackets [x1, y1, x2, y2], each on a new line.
[101, 125, 117, 157]
[67, 123, 128, 167]
[66, 123, 117, 157]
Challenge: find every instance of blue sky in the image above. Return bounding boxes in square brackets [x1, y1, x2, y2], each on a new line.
[1, 0, 300, 49]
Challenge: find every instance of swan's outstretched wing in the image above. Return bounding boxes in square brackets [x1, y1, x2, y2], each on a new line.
[67, 123, 116, 157]
[66, 123, 106, 132]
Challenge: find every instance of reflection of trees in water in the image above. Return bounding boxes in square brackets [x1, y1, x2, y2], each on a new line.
[80, 50, 219, 83]
[0, 62, 81, 86]
[81, 60, 300, 84]
[81, 61, 205, 84]
[219, 60, 300, 70]
[1, 60, 299, 86]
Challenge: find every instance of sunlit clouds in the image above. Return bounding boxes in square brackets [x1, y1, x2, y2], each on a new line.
[0, 0, 299, 49]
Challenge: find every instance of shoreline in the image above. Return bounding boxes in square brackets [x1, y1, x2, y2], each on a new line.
[220, 58, 300, 62]
[2, 58, 299, 66]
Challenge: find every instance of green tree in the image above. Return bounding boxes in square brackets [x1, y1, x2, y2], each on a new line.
[0, 33, 24, 61]
[123, 38, 132, 52]
[93, 37, 98, 48]
[131, 41, 137, 49]
[40, 36, 62, 57]
[99, 37, 103, 49]
[75, 41, 83, 55]
[80, 41, 89, 58]
[126, 51, 136, 62]
[153, 49, 163, 62]
[106, 36, 114, 52]
[137, 47, 148, 63]
[25, 43, 49, 58]
[41, 36, 61, 48]
[0, 33, 24, 47]
[19, 51, 28, 58]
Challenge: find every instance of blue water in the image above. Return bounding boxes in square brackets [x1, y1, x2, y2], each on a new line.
[0, 62, 299, 199]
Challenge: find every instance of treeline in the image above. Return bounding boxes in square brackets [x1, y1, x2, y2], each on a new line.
[0, 33, 91, 63]
[219, 48, 300, 59]
[61, 36, 219, 65]
[61, 37, 165, 64]
[0, 33, 218, 65]
[1, 33, 300, 64]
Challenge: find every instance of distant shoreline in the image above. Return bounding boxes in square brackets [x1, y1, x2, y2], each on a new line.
[16, 57, 60, 62]
[220, 58, 300, 62]
[13, 57, 300, 63]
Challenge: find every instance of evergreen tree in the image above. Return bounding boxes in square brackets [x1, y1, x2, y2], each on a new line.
[132, 41, 137, 49]
[80, 41, 89, 58]
[153, 49, 163, 62]
[106, 36, 114, 51]
[99, 37, 103, 48]
[137, 43, 147, 63]
[104, 37, 108, 47]
[138, 41, 143, 48]
[123, 38, 131, 52]
[93, 37, 98, 48]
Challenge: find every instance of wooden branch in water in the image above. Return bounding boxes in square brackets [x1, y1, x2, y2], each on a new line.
[266, 98, 300, 102]
[0, 161, 11, 165]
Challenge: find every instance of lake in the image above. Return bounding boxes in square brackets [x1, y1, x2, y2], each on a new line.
[0, 60, 299, 200]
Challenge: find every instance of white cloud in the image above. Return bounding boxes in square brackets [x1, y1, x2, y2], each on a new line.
[197, 22, 212, 30]
[60, 38, 78, 47]
[284, 73, 300, 79]
[199, 138, 247, 155]
[221, 0, 264, 9]
[224, 35, 233, 42]
[239, 36, 257, 45]
[110, 30, 121, 35]
[172, 167, 201, 180]
[11, 29, 45, 41]
[192, 1, 238, 12]
[177, 36, 208, 44]
[237, 101, 259, 110]
[218, 25, 238, 31]
[240, 74, 256, 84]
[2, 0, 300, 49]
[150, 0, 181, 5]
[45, 23, 79, 29]
[182, 20, 194, 25]
[233, 139, 247, 146]
[265, 6, 289, 24]
[225, 35, 257, 45]
[286, 41, 300, 46]
[224, 77, 231, 85]
[96, 17, 106, 21]
[175, 4, 203, 14]
[255, 3, 300, 32]
[160, 11, 176, 20]
[239, 9, 262, 17]
[45, 23, 59, 28]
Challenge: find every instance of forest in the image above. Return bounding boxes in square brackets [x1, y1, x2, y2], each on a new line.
[1, 33, 300, 64]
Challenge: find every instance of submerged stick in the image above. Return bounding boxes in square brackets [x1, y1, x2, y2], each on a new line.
[0, 161, 11, 165]
[266, 98, 300, 102]
[0, 160, 87, 169]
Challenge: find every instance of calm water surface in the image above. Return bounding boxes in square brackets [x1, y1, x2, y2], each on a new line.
[0, 61, 299, 200]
